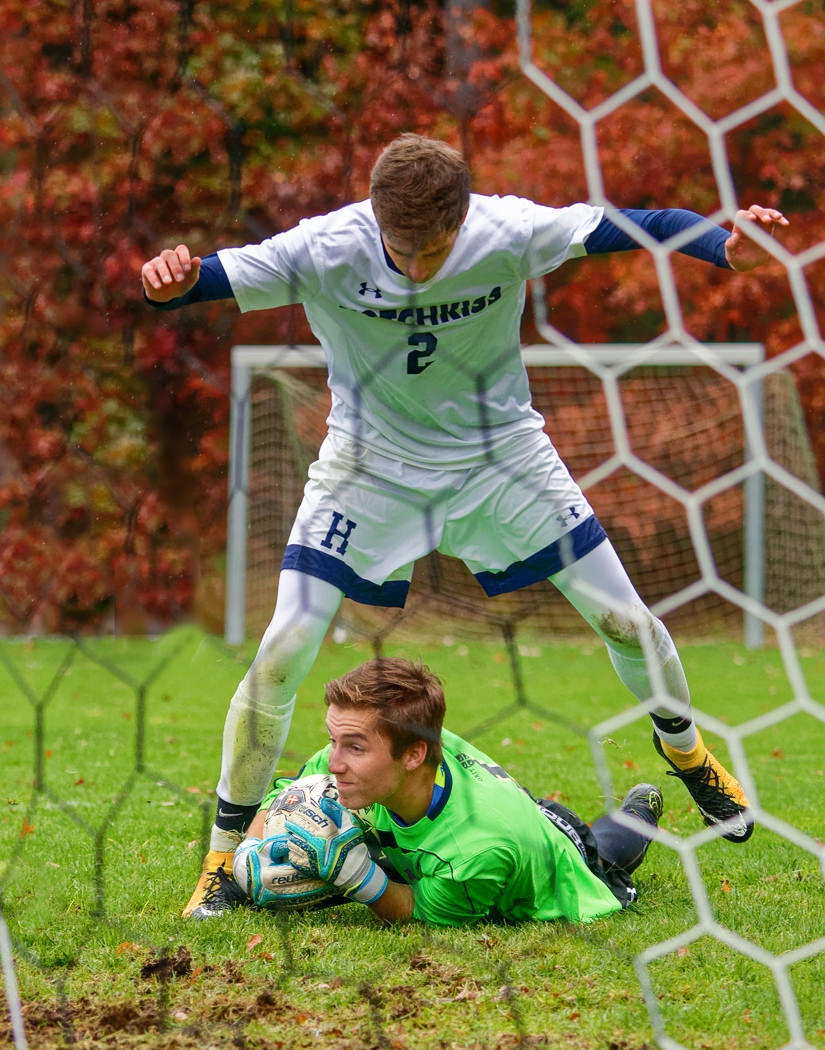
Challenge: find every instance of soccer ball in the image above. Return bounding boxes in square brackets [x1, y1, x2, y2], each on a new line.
[232, 773, 344, 910]
[262, 772, 340, 838]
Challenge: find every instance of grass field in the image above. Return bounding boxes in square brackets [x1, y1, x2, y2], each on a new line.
[1, 627, 824, 1050]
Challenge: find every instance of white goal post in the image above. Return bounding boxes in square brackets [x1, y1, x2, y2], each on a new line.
[224, 342, 767, 648]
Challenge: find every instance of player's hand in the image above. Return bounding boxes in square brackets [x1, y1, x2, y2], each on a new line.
[233, 834, 339, 909]
[724, 205, 789, 272]
[141, 244, 201, 301]
[285, 796, 388, 905]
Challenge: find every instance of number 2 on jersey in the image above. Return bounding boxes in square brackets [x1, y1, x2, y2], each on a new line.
[406, 332, 438, 374]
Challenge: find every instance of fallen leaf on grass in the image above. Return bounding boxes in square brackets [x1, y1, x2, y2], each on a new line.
[116, 942, 143, 956]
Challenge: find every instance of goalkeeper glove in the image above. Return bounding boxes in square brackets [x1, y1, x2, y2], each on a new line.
[285, 796, 388, 905]
[232, 834, 339, 910]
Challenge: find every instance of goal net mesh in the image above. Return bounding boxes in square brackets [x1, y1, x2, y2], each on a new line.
[236, 351, 825, 645]
[5, 2, 825, 1048]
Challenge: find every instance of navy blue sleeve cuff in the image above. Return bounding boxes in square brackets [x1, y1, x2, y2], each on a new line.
[585, 208, 731, 268]
[144, 252, 234, 310]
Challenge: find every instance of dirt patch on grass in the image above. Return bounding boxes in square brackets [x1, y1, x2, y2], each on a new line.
[6, 991, 376, 1050]
[1, 943, 651, 1050]
[2, 989, 652, 1050]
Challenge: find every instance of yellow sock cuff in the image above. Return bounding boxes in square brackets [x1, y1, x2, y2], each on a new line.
[661, 730, 706, 770]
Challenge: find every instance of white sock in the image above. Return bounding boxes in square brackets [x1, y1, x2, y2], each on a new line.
[551, 540, 698, 750]
[656, 720, 699, 753]
[607, 639, 698, 752]
[215, 684, 297, 806]
[209, 827, 245, 854]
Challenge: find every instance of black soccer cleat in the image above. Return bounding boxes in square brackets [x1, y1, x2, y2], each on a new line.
[653, 732, 754, 842]
[620, 782, 664, 826]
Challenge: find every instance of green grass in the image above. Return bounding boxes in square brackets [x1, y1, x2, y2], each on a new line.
[1, 628, 824, 1049]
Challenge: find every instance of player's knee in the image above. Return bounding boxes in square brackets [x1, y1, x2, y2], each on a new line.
[252, 618, 323, 685]
[595, 607, 663, 655]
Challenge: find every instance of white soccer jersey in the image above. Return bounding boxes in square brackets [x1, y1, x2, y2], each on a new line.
[218, 194, 603, 468]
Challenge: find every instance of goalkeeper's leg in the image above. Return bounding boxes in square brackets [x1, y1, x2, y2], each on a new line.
[589, 783, 663, 907]
[183, 570, 343, 918]
[551, 540, 752, 842]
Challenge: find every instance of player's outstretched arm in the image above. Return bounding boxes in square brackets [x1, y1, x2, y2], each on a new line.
[141, 244, 202, 302]
[724, 205, 789, 272]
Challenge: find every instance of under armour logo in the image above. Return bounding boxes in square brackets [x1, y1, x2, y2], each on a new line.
[556, 507, 581, 527]
[358, 281, 383, 299]
[321, 511, 357, 554]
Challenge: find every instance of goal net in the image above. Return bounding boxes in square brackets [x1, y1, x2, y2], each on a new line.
[5, 4, 825, 1049]
[225, 343, 825, 649]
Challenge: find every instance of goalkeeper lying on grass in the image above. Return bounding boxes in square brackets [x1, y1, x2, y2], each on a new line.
[208, 657, 663, 927]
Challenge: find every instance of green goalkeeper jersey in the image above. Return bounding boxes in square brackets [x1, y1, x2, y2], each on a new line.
[275, 729, 621, 927]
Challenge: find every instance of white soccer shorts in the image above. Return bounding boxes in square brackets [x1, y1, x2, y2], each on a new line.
[281, 429, 605, 607]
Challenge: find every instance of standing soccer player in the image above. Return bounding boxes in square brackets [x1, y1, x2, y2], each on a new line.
[141, 134, 788, 918]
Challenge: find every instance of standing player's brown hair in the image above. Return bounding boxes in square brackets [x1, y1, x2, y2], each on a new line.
[369, 134, 471, 247]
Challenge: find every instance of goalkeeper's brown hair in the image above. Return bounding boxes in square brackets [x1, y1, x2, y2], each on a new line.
[369, 134, 470, 247]
[324, 657, 445, 768]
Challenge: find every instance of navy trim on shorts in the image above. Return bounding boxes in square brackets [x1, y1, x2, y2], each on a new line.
[281, 545, 410, 608]
[474, 517, 607, 596]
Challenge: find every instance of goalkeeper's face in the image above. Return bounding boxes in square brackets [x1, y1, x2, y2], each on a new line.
[325, 704, 426, 815]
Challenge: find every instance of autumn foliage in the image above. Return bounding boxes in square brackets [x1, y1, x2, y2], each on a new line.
[0, 0, 823, 633]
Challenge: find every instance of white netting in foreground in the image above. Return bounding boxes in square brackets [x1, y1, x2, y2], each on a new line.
[3, 3, 825, 1049]
[517, 1, 825, 1047]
